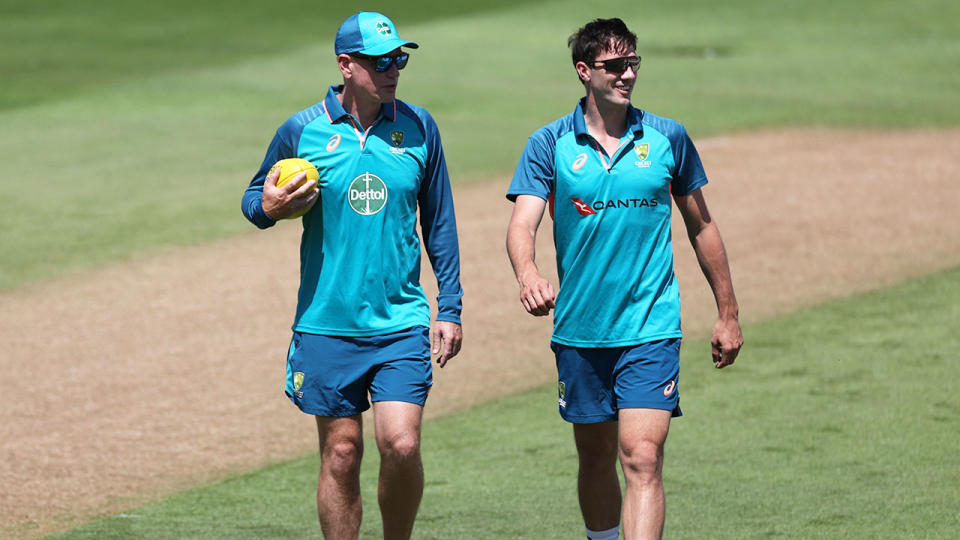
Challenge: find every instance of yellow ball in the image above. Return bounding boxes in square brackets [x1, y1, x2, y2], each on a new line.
[268, 158, 320, 219]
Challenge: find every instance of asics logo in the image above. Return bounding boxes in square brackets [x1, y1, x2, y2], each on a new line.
[571, 153, 588, 171]
[663, 380, 676, 397]
[326, 134, 341, 152]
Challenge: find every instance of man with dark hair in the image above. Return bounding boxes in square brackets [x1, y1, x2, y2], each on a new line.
[506, 17, 741, 540]
[242, 11, 463, 540]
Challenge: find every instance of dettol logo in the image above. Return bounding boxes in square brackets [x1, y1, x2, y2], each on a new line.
[348, 172, 388, 215]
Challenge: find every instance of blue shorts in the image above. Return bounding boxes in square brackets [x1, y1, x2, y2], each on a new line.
[285, 326, 432, 417]
[552, 338, 682, 423]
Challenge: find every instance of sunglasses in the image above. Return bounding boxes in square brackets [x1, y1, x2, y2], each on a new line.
[353, 52, 410, 72]
[590, 55, 642, 73]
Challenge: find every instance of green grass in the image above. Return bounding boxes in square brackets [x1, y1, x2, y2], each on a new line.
[0, 0, 536, 111]
[49, 267, 960, 539]
[1, 0, 959, 290]
[7, 3, 958, 537]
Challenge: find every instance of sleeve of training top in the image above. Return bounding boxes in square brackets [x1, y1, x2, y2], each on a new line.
[415, 109, 464, 324]
[241, 119, 300, 229]
[667, 124, 708, 196]
[506, 127, 556, 201]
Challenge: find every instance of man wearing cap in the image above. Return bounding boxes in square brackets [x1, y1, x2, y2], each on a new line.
[506, 18, 742, 539]
[241, 11, 463, 539]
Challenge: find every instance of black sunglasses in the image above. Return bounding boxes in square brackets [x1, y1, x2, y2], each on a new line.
[590, 55, 642, 73]
[353, 52, 410, 72]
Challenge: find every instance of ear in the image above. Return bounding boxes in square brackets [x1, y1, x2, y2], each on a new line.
[337, 54, 354, 79]
[574, 61, 591, 84]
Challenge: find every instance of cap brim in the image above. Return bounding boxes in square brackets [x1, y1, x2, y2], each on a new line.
[359, 39, 419, 56]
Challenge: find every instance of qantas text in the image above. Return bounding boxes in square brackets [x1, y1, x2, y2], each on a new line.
[570, 197, 659, 216]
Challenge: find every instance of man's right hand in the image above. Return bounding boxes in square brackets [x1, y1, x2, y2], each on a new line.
[506, 195, 554, 317]
[261, 166, 319, 220]
[519, 271, 555, 316]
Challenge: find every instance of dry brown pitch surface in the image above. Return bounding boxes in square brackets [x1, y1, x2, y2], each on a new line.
[2, 129, 959, 537]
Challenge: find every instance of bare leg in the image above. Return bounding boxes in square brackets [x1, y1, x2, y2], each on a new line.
[315, 415, 364, 540]
[373, 401, 425, 540]
[573, 421, 622, 531]
[618, 408, 671, 540]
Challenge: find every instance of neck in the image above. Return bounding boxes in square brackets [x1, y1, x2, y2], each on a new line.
[338, 87, 382, 130]
[582, 93, 629, 139]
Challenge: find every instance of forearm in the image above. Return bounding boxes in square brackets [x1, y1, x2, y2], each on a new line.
[690, 222, 739, 320]
[506, 221, 541, 284]
[418, 172, 463, 323]
[422, 219, 463, 324]
[506, 215, 556, 316]
[427, 241, 464, 325]
[241, 188, 277, 229]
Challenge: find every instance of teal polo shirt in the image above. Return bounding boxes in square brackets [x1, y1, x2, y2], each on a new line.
[508, 100, 707, 347]
[243, 86, 463, 336]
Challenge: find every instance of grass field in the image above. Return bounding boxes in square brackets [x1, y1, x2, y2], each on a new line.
[48, 267, 960, 538]
[1, 0, 958, 290]
[4, 0, 959, 537]
[0, 0, 535, 112]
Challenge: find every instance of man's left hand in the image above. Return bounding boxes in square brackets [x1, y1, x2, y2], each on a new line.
[432, 321, 463, 368]
[712, 317, 743, 369]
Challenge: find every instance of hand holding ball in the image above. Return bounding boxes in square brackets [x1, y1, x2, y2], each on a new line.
[266, 158, 320, 219]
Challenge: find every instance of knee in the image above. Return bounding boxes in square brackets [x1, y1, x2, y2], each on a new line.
[619, 441, 663, 482]
[323, 439, 363, 479]
[576, 434, 619, 470]
[379, 432, 421, 465]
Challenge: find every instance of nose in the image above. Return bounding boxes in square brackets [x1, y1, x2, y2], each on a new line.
[621, 65, 637, 81]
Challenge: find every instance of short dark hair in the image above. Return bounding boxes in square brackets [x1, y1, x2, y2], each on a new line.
[568, 18, 637, 81]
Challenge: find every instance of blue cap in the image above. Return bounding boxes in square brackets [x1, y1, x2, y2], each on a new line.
[335, 12, 419, 56]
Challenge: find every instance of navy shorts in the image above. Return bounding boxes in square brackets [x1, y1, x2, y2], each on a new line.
[552, 338, 682, 423]
[285, 326, 432, 417]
